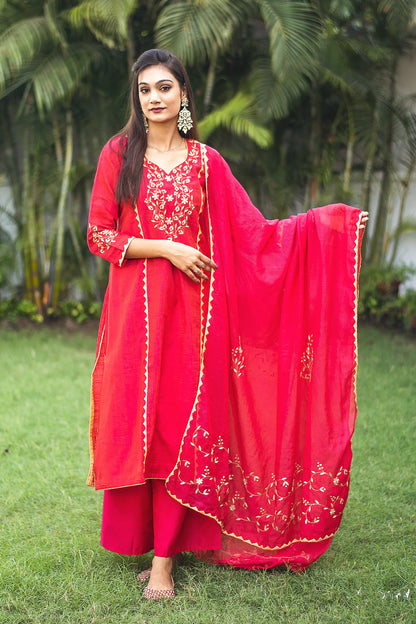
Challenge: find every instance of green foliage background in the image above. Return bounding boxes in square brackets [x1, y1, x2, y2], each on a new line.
[1, 0, 416, 316]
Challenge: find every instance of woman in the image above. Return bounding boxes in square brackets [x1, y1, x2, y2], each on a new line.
[87, 48, 368, 600]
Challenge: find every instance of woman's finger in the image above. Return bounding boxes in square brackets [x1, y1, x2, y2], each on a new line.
[199, 253, 218, 270]
[189, 264, 209, 280]
[194, 266, 209, 280]
[185, 268, 200, 283]
[359, 212, 369, 229]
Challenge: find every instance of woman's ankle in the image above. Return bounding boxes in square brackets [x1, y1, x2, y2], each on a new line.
[151, 555, 173, 573]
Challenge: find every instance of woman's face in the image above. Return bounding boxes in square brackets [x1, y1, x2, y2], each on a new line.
[138, 64, 184, 127]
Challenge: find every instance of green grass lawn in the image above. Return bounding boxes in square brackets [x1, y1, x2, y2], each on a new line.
[0, 324, 415, 624]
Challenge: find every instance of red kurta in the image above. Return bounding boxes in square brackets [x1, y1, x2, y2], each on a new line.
[87, 137, 364, 571]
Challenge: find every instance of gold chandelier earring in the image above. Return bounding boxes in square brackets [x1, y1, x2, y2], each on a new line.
[177, 96, 193, 134]
[142, 114, 149, 134]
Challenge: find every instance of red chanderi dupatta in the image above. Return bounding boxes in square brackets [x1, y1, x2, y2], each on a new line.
[87, 140, 364, 571]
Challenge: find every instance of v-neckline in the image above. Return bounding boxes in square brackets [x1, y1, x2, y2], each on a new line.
[145, 140, 189, 175]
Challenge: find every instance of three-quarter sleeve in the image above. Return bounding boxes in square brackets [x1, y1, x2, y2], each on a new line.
[87, 140, 134, 267]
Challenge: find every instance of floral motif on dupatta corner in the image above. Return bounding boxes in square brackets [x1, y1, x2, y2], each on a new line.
[89, 224, 117, 254]
[231, 338, 246, 377]
[300, 334, 314, 381]
[144, 141, 201, 240]
[174, 426, 350, 540]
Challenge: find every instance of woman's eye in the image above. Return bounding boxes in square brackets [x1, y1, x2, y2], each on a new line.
[161, 85, 171, 92]
[140, 88, 149, 94]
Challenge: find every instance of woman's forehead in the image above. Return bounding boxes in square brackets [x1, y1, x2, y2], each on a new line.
[138, 64, 178, 85]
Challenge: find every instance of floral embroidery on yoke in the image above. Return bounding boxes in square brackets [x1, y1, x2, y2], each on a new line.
[144, 141, 200, 240]
[89, 224, 117, 254]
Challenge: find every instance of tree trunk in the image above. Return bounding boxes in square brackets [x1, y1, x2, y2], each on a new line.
[203, 44, 218, 114]
[343, 100, 355, 193]
[388, 154, 416, 267]
[303, 83, 321, 212]
[126, 14, 136, 75]
[368, 58, 397, 266]
[359, 108, 379, 264]
[22, 133, 42, 312]
[51, 108, 73, 307]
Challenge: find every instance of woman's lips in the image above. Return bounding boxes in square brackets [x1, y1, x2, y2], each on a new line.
[150, 108, 165, 113]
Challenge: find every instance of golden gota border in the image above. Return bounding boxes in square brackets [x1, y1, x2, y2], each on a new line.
[197, 146, 207, 358]
[133, 202, 150, 467]
[351, 213, 362, 424]
[166, 143, 216, 490]
[86, 325, 106, 486]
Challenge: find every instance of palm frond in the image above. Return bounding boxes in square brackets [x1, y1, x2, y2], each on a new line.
[32, 45, 102, 113]
[155, 0, 248, 64]
[0, 17, 52, 90]
[342, 35, 392, 64]
[391, 220, 416, 239]
[378, 0, 416, 35]
[258, 0, 321, 78]
[198, 91, 272, 148]
[66, 0, 138, 49]
[250, 56, 308, 120]
[44, 0, 67, 48]
[325, 0, 356, 21]
[0, 0, 43, 32]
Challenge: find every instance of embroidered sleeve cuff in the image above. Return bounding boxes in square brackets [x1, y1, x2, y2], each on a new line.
[88, 224, 133, 266]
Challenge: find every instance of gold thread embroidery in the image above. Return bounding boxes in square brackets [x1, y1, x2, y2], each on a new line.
[144, 141, 200, 240]
[89, 224, 117, 253]
[174, 427, 349, 536]
[231, 338, 245, 377]
[300, 334, 313, 381]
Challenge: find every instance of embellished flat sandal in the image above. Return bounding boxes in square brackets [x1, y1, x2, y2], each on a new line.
[143, 577, 175, 601]
[137, 568, 152, 583]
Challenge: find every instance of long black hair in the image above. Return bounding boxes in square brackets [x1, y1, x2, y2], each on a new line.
[115, 49, 199, 204]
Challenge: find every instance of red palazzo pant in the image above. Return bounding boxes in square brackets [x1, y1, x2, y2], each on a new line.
[101, 480, 222, 557]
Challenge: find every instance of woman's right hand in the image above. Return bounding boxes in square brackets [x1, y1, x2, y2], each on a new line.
[164, 241, 217, 283]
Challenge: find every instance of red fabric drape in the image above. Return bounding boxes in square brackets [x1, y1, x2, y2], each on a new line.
[87, 139, 363, 571]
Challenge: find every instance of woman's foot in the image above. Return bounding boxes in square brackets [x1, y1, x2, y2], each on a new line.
[143, 556, 175, 600]
[137, 568, 152, 582]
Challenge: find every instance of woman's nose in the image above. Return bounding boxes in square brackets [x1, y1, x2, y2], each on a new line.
[149, 89, 161, 103]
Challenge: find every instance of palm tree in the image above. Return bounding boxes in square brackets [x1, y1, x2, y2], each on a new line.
[0, 0, 142, 310]
[156, 0, 321, 136]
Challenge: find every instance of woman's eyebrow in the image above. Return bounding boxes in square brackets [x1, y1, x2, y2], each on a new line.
[138, 79, 174, 86]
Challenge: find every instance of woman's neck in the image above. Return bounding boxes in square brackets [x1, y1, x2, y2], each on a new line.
[147, 123, 183, 152]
